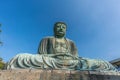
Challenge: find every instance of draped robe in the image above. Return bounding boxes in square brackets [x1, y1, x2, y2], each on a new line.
[6, 37, 80, 69]
[6, 37, 118, 72]
[38, 37, 78, 57]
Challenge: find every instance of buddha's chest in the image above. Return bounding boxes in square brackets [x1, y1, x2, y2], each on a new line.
[54, 39, 68, 53]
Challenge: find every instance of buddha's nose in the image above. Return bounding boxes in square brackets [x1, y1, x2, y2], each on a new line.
[60, 26, 64, 29]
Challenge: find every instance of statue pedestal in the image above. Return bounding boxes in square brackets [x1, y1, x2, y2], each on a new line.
[0, 69, 120, 80]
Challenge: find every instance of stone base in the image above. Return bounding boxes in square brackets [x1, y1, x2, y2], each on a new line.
[0, 69, 120, 80]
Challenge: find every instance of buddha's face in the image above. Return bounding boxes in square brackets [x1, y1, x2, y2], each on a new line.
[54, 23, 67, 38]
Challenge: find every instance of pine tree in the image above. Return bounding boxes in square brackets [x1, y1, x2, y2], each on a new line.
[0, 24, 5, 69]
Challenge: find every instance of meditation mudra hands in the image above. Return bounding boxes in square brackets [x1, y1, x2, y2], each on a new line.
[47, 53, 79, 60]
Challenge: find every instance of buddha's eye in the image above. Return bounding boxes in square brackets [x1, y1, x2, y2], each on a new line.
[62, 26, 66, 29]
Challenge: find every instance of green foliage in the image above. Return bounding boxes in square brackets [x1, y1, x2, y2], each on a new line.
[0, 57, 5, 69]
[0, 61, 5, 69]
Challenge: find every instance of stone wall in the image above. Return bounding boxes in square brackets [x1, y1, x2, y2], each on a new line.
[0, 69, 120, 80]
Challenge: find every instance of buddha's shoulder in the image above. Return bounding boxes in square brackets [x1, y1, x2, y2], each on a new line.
[41, 37, 75, 43]
[65, 38, 76, 44]
[41, 36, 54, 40]
[65, 38, 72, 41]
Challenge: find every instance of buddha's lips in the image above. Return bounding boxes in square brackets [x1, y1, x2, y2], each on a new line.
[58, 31, 64, 33]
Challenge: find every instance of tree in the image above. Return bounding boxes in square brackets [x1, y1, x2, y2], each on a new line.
[0, 57, 5, 69]
[0, 24, 3, 46]
[0, 24, 4, 69]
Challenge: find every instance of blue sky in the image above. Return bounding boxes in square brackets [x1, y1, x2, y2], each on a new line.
[0, 0, 120, 62]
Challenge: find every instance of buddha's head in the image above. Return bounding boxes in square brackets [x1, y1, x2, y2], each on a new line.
[54, 22, 67, 38]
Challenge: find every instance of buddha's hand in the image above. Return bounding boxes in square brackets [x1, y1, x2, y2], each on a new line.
[48, 53, 66, 57]
[48, 53, 79, 59]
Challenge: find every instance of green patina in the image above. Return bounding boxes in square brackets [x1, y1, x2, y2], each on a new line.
[6, 22, 118, 72]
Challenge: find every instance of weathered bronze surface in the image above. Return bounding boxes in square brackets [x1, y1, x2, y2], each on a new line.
[6, 22, 118, 72]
